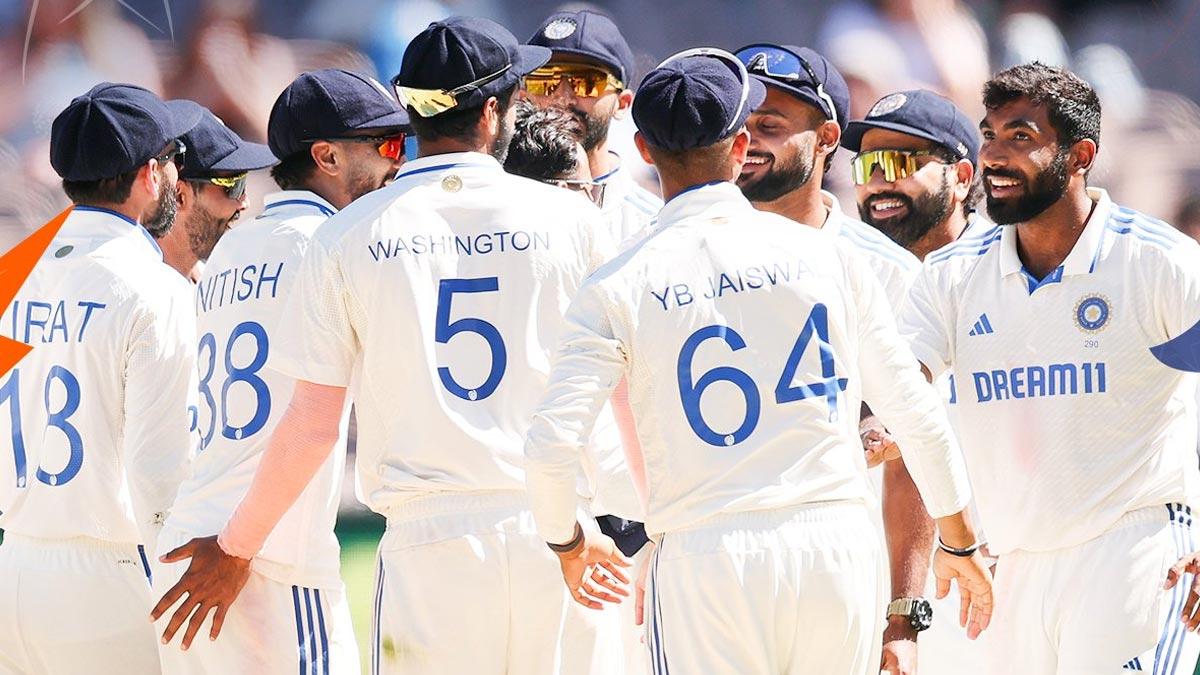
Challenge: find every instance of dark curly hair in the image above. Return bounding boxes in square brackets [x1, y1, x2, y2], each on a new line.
[982, 62, 1101, 149]
[502, 99, 586, 181]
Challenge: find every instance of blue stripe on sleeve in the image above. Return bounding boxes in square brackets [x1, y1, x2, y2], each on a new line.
[292, 585, 307, 675]
[1150, 317, 1200, 373]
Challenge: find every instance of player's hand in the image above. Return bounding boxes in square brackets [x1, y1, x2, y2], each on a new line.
[1165, 551, 1200, 631]
[879, 618, 918, 675]
[554, 528, 632, 610]
[860, 416, 901, 468]
[150, 536, 252, 649]
[634, 541, 655, 627]
[932, 548, 993, 639]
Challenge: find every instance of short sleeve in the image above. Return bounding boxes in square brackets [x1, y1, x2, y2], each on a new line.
[900, 264, 954, 379]
[270, 235, 360, 386]
[1150, 241, 1200, 372]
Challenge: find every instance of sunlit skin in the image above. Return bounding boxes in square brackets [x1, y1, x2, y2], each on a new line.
[163, 173, 247, 281]
[523, 52, 633, 180]
[854, 128, 974, 261]
[979, 97, 1097, 280]
[303, 126, 406, 210]
[737, 85, 838, 228]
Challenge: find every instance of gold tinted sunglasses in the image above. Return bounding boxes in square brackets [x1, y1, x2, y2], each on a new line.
[393, 65, 512, 118]
[850, 149, 939, 185]
[522, 66, 624, 98]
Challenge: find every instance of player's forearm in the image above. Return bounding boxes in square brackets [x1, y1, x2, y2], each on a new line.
[218, 381, 346, 559]
[883, 458, 936, 598]
[526, 327, 626, 543]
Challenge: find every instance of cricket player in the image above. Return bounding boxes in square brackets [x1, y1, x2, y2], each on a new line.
[730, 42, 937, 673]
[525, 9, 663, 244]
[525, 48, 993, 675]
[843, 88, 988, 675]
[0, 83, 201, 674]
[150, 18, 620, 674]
[900, 62, 1200, 673]
[153, 109, 276, 283]
[153, 69, 406, 673]
[504, 99, 603, 206]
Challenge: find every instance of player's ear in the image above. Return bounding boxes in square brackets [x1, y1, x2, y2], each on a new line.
[1068, 138, 1097, 176]
[480, 96, 501, 139]
[953, 159, 974, 202]
[614, 89, 634, 116]
[176, 179, 195, 210]
[816, 120, 841, 159]
[634, 132, 655, 166]
[310, 141, 339, 177]
[730, 128, 751, 168]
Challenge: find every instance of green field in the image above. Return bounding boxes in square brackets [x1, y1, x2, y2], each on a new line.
[336, 514, 385, 674]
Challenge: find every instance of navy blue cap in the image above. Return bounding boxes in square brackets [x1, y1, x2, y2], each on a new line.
[50, 83, 203, 181]
[528, 10, 636, 87]
[397, 17, 550, 115]
[843, 89, 980, 164]
[734, 44, 850, 132]
[633, 52, 767, 152]
[181, 109, 277, 178]
[268, 69, 409, 159]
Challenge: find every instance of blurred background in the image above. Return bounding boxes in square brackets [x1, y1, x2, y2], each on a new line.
[3, 0, 1200, 670]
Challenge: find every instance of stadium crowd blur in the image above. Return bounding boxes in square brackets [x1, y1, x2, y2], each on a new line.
[3, 0, 1200, 248]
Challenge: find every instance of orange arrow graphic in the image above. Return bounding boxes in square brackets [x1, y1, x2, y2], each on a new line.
[0, 206, 72, 378]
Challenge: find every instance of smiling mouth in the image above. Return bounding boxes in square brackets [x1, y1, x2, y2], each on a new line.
[985, 175, 1023, 197]
[868, 197, 909, 220]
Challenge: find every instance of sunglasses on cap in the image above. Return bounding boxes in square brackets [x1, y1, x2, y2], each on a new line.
[850, 149, 940, 185]
[734, 44, 838, 127]
[154, 140, 187, 169]
[541, 178, 607, 207]
[303, 133, 408, 161]
[656, 47, 751, 136]
[393, 65, 512, 118]
[189, 173, 249, 200]
[522, 65, 624, 98]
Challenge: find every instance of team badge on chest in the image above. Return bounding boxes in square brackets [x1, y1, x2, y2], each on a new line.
[1074, 294, 1111, 333]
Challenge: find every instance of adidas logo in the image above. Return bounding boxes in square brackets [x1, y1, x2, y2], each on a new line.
[967, 313, 995, 336]
[1123, 657, 1144, 670]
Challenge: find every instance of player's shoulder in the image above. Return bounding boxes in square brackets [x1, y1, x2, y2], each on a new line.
[621, 181, 664, 218]
[924, 220, 1004, 270]
[835, 213, 921, 273]
[1103, 201, 1199, 267]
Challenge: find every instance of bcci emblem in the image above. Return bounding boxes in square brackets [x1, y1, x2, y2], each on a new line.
[1074, 294, 1111, 333]
[543, 18, 578, 40]
[868, 93, 907, 118]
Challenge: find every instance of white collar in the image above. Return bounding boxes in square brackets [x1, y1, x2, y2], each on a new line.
[658, 182, 752, 225]
[395, 152, 501, 180]
[66, 205, 163, 260]
[260, 191, 338, 217]
[998, 187, 1113, 279]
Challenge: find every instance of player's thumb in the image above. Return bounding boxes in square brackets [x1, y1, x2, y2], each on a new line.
[936, 575, 951, 599]
[1166, 563, 1183, 590]
[160, 539, 197, 563]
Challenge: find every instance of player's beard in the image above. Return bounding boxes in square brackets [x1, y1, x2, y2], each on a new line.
[185, 200, 234, 261]
[985, 149, 1070, 226]
[737, 143, 815, 203]
[346, 162, 387, 203]
[143, 174, 179, 238]
[571, 105, 612, 152]
[859, 171, 954, 249]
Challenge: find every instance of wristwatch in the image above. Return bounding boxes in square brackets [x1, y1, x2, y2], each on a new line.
[887, 597, 933, 632]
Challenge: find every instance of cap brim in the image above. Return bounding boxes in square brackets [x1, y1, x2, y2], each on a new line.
[842, 119, 950, 155]
[513, 44, 553, 77]
[162, 100, 205, 140]
[754, 76, 837, 125]
[206, 141, 279, 173]
[537, 47, 625, 83]
[347, 109, 412, 133]
[731, 77, 768, 132]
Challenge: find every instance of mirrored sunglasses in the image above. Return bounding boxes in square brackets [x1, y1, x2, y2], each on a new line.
[850, 149, 938, 184]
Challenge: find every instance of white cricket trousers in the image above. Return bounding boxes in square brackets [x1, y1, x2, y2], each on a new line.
[983, 502, 1200, 675]
[153, 526, 359, 675]
[0, 533, 161, 675]
[645, 502, 885, 675]
[370, 490, 618, 675]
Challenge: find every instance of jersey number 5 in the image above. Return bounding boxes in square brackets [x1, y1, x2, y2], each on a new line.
[677, 303, 847, 447]
[1, 366, 84, 487]
[435, 277, 507, 401]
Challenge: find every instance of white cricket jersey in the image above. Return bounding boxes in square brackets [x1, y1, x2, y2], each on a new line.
[270, 152, 614, 515]
[0, 207, 197, 546]
[166, 192, 349, 589]
[525, 182, 971, 541]
[902, 187, 1200, 555]
[596, 152, 662, 245]
[821, 191, 921, 312]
